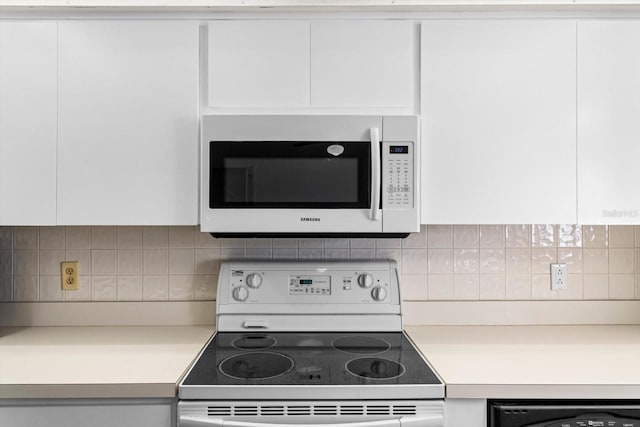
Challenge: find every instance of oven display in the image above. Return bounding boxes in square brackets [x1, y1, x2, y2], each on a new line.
[289, 275, 331, 295]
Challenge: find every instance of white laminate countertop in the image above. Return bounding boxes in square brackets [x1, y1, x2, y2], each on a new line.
[0, 326, 215, 399]
[405, 325, 640, 399]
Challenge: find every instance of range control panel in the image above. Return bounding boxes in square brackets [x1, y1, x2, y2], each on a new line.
[221, 262, 399, 306]
[382, 141, 414, 209]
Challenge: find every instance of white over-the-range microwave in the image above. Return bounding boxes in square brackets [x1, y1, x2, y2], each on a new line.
[200, 115, 419, 238]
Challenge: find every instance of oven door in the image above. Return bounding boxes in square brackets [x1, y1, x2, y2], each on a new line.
[179, 419, 401, 427]
[203, 131, 382, 236]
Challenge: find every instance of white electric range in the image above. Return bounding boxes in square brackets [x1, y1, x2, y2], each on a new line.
[178, 261, 444, 427]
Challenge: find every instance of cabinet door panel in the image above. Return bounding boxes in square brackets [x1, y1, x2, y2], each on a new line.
[421, 20, 577, 224]
[0, 22, 57, 225]
[578, 21, 640, 224]
[57, 21, 198, 225]
[311, 21, 416, 109]
[208, 21, 310, 108]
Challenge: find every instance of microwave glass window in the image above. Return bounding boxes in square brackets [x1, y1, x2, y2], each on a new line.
[224, 158, 358, 203]
[210, 141, 371, 209]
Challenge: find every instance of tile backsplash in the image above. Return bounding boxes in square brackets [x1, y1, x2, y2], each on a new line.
[0, 225, 639, 302]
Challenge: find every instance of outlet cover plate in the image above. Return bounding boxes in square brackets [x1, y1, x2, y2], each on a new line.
[551, 263, 567, 291]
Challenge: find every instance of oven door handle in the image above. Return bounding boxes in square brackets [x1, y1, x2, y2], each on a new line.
[369, 127, 381, 221]
[179, 417, 401, 427]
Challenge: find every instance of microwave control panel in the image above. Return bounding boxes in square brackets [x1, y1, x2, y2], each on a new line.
[382, 141, 414, 209]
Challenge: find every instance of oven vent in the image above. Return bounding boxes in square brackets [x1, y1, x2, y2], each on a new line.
[313, 405, 338, 415]
[367, 405, 391, 415]
[287, 405, 312, 416]
[260, 406, 285, 416]
[340, 405, 365, 415]
[207, 406, 232, 416]
[234, 406, 259, 416]
[392, 405, 417, 415]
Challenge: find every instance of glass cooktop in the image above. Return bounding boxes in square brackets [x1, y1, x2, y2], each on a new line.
[182, 332, 441, 390]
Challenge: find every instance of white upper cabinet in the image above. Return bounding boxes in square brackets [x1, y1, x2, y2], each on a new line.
[208, 21, 311, 108]
[207, 20, 415, 110]
[0, 22, 57, 225]
[310, 21, 416, 109]
[577, 21, 640, 224]
[57, 21, 199, 225]
[421, 20, 577, 224]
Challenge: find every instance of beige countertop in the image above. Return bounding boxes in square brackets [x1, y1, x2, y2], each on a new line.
[0, 326, 215, 399]
[406, 325, 640, 399]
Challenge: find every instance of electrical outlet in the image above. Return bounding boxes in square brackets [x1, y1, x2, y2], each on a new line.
[61, 261, 79, 291]
[550, 263, 567, 291]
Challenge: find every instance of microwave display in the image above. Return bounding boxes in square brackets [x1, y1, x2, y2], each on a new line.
[389, 145, 409, 154]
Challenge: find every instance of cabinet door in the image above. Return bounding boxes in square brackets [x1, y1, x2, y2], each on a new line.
[57, 21, 198, 225]
[577, 21, 640, 224]
[0, 22, 57, 225]
[207, 21, 310, 108]
[421, 20, 577, 224]
[311, 21, 416, 109]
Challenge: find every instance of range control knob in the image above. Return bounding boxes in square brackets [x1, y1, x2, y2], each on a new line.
[358, 273, 374, 288]
[246, 273, 263, 288]
[232, 286, 249, 302]
[371, 286, 387, 301]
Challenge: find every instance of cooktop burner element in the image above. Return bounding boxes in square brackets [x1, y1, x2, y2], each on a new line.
[346, 357, 405, 380]
[219, 352, 294, 380]
[231, 335, 276, 350]
[332, 336, 391, 355]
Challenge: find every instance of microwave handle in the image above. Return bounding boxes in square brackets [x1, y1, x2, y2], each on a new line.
[369, 127, 381, 221]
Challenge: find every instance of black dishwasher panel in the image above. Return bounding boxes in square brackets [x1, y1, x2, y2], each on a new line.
[489, 400, 640, 427]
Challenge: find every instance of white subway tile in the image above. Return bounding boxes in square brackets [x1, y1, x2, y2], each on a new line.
[220, 238, 247, 249]
[272, 239, 298, 249]
[400, 274, 428, 300]
[195, 249, 221, 274]
[0, 227, 12, 250]
[116, 226, 143, 249]
[272, 248, 298, 260]
[169, 226, 195, 248]
[609, 274, 635, 300]
[479, 249, 505, 274]
[65, 250, 91, 275]
[39, 275, 63, 301]
[13, 250, 38, 275]
[583, 274, 609, 299]
[479, 225, 505, 249]
[609, 225, 635, 248]
[453, 275, 479, 300]
[350, 238, 374, 249]
[375, 238, 402, 249]
[609, 248, 635, 274]
[14, 227, 38, 249]
[194, 275, 217, 300]
[0, 275, 12, 301]
[65, 226, 91, 249]
[583, 225, 608, 248]
[403, 225, 427, 248]
[531, 248, 556, 274]
[64, 276, 91, 301]
[558, 248, 583, 274]
[246, 248, 272, 259]
[557, 224, 582, 247]
[583, 249, 609, 274]
[117, 276, 143, 301]
[0, 250, 12, 275]
[143, 249, 169, 275]
[246, 239, 272, 249]
[39, 226, 65, 249]
[427, 275, 453, 300]
[376, 249, 402, 271]
[221, 248, 246, 260]
[143, 226, 169, 248]
[39, 250, 64, 275]
[169, 249, 195, 274]
[91, 250, 116, 275]
[505, 225, 530, 248]
[143, 275, 168, 301]
[324, 238, 350, 249]
[506, 248, 532, 275]
[117, 250, 143, 275]
[195, 231, 220, 248]
[427, 225, 452, 249]
[401, 249, 428, 275]
[427, 249, 453, 274]
[531, 225, 555, 248]
[13, 276, 38, 301]
[479, 274, 505, 300]
[558, 274, 583, 300]
[298, 248, 323, 260]
[169, 275, 195, 300]
[531, 274, 555, 300]
[91, 226, 116, 249]
[91, 276, 117, 301]
[324, 248, 349, 260]
[506, 275, 531, 300]
[453, 225, 479, 249]
[454, 249, 479, 274]
[350, 249, 376, 260]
